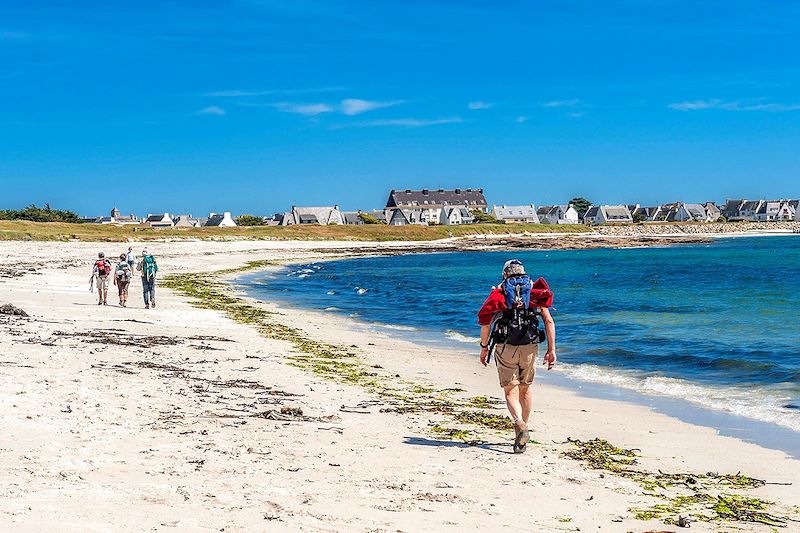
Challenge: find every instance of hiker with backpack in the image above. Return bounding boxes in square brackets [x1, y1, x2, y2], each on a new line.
[91, 252, 112, 306]
[477, 259, 557, 454]
[136, 249, 158, 309]
[113, 253, 132, 307]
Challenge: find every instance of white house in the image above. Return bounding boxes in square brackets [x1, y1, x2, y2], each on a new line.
[776, 200, 798, 221]
[536, 205, 579, 224]
[291, 205, 344, 225]
[755, 201, 782, 222]
[583, 205, 633, 224]
[388, 208, 427, 226]
[172, 214, 202, 228]
[736, 200, 764, 221]
[492, 205, 540, 224]
[204, 212, 237, 227]
[144, 213, 174, 228]
[675, 203, 711, 222]
[440, 207, 475, 225]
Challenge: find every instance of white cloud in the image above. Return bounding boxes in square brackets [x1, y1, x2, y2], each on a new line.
[197, 106, 226, 116]
[669, 99, 800, 112]
[340, 98, 404, 115]
[274, 102, 333, 115]
[568, 112, 585, 118]
[337, 117, 464, 128]
[668, 99, 721, 111]
[542, 99, 580, 108]
[467, 101, 493, 110]
[515, 116, 528, 123]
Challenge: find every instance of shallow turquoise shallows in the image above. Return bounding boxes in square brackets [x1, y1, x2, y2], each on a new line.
[238, 236, 800, 434]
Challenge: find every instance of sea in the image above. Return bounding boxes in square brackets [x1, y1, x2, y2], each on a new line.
[237, 236, 800, 454]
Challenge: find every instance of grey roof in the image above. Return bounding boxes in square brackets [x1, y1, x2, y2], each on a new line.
[292, 206, 342, 225]
[298, 214, 319, 224]
[683, 203, 707, 217]
[603, 205, 632, 219]
[370, 210, 387, 221]
[789, 200, 800, 209]
[342, 212, 363, 224]
[145, 214, 168, 223]
[741, 200, 762, 211]
[386, 188, 487, 208]
[494, 205, 538, 219]
[584, 206, 600, 218]
[204, 214, 227, 226]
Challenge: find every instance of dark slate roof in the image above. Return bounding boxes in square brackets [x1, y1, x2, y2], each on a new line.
[204, 214, 226, 226]
[386, 188, 487, 208]
[146, 214, 167, 223]
[342, 212, 362, 224]
[298, 214, 319, 224]
[584, 206, 600, 218]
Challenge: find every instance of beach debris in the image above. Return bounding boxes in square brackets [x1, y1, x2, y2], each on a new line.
[60, 405, 72, 413]
[564, 438, 794, 527]
[0, 303, 29, 317]
[677, 514, 691, 527]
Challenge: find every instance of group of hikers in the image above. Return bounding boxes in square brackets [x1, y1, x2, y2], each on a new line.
[91, 247, 158, 308]
[88, 251, 550, 452]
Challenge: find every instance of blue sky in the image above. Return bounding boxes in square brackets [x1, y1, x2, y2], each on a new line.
[1, 0, 799, 216]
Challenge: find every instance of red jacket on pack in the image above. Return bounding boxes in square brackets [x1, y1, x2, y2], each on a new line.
[477, 277, 553, 326]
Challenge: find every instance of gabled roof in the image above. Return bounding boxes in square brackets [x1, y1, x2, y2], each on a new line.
[145, 214, 169, 223]
[683, 203, 707, 217]
[494, 205, 538, 219]
[341, 212, 362, 224]
[292, 206, 342, 225]
[386, 188, 487, 208]
[298, 214, 319, 224]
[741, 200, 762, 211]
[584, 206, 600, 218]
[603, 205, 632, 218]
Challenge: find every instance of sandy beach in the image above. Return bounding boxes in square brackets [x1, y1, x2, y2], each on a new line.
[2, 238, 799, 532]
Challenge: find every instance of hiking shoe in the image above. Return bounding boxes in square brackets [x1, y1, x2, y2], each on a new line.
[513, 424, 530, 454]
[151, 300, 156, 308]
[145, 304, 150, 309]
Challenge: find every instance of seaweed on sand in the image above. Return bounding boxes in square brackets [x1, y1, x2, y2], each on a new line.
[162, 266, 517, 440]
[563, 438, 795, 527]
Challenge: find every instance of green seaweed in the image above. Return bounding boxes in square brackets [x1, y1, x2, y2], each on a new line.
[163, 264, 522, 447]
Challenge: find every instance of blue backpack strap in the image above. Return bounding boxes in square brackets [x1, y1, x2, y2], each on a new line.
[503, 275, 533, 308]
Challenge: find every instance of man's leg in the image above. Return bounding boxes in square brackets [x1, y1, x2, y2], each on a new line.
[503, 384, 523, 426]
[150, 280, 156, 307]
[519, 384, 534, 427]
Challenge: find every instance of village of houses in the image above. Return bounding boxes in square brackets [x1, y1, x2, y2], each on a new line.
[82, 188, 800, 228]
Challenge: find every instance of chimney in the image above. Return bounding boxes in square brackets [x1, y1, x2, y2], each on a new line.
[422, 189, 429, 195]
[455, 188, 462, 194]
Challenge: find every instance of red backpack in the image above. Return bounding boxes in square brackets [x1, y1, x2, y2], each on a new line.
[95, 259, 110, 276]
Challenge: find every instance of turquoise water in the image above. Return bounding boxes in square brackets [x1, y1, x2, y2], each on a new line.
[239, 236, 800, 433]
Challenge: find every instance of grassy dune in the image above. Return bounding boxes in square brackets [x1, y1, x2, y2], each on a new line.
[0, 220, 589, 242]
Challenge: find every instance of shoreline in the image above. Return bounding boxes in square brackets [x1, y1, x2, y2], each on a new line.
[235, 260, 800, 458]
[1, 238, 799, 530]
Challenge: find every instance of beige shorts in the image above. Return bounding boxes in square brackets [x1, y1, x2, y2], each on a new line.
[495, 343, 538, 387]
[96, 275, 109, 291]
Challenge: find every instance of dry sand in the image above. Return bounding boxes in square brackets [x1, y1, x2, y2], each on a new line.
[1, 239, 799, 532]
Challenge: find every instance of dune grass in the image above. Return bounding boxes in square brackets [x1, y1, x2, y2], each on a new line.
[0, 220, 589, 242]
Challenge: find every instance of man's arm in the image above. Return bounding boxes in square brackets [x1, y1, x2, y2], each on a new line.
[540, 307, 557, 370]
[479, 324, 491, 366]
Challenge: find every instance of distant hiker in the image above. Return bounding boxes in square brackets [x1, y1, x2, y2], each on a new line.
[92, 252, 112, 306]
[114, 253, 132, 307]
[126, 246, 136, 270]
[136, 248, 158, 309]
[477, 259, 556, 454]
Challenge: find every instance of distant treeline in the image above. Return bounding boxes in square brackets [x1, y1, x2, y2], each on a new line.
[0, 204, 82, 223]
